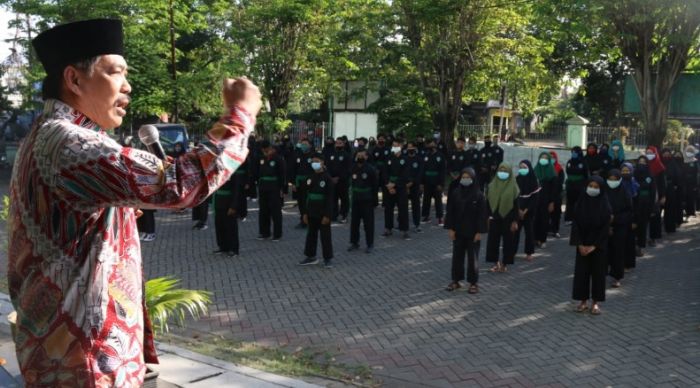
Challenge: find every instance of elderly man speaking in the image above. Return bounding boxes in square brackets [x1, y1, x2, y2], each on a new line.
[6, 19, 260, 386]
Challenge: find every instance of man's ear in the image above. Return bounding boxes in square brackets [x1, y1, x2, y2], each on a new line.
[63, 65, 82, 96]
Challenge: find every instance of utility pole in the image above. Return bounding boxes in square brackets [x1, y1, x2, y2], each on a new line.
[498, 83, 507, 139]
[169, 0, 178, 122]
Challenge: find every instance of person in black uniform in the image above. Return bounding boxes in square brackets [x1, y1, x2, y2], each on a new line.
[605, 169, 633, 288]
[448, 137, 469, 193]
[433, 130, 448, 155]
[405, 142, 424, 232]
[598, 143, 613, 177]
[465, 136, 481, 172]
[256, 140, 286, 240]
[322, 136, 335, 160]
[383, 140, 411, 240]
[233, 150, 252, 221]
[584, 143, 603, 176]
[514, 160, 539, 262]
[415, 134, 427, 156]
[565, 146, 589, 222]
[661, 148, 683, 233]
[370, 134, 390, 206]
[291, 138, 315, 229]
[533, 152, 559, 248]
[571, 176, 611, 315]
[328, 137, 352, 223]
[299, 153, 335, 268]
[445, 167, 488, 294]
[212, 174, 240, 257]
[633, 156, 655, 257]
[348, 149, 378, 253]
[491, 134, 505, 166]
[479, 135, 497, 189]
[421, 139, 446, 225]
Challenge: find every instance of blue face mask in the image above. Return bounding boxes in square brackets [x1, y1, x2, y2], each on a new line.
[460, 178, 473, 187]
[311, 162, 322, 171]
[300, 144, 310, 153]
[496, 171, 510, 180]
[539, 158, 549, 166]
[518, 168, 529, 176]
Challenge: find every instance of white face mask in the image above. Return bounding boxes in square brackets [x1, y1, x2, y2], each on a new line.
[646, 153, 656, 161]
[460, 178, 473, 187]
[586, 187, 601, 197]
[607, 180, 621, 189]
[391, 146, 402, 154]
[612, 146, 620, 151]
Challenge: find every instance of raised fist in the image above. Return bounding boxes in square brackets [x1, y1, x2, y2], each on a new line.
[223, 77, 262, 117]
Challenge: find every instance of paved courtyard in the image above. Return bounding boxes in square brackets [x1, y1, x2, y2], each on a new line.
[141, 198, 700, 388]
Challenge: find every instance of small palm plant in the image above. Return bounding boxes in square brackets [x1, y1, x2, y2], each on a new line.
[145, 276, 212, 335]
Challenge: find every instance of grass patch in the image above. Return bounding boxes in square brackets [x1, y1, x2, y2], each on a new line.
[159, 331, 377, 387]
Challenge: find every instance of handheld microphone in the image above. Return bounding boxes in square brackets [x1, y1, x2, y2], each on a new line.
[138, 125, 167, 160]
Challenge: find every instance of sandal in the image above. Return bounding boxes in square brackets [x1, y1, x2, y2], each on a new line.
[611, 280, 621, 288]
[490, 264, 501, 273]
[468, 284, 479, 294]
[590, 305, 601, 315]
[525, 255, 533, 262]
[575, 303, 588, 313]
[446, 282, 461, 292]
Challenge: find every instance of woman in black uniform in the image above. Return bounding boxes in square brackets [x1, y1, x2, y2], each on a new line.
[565, 146, 589, 223]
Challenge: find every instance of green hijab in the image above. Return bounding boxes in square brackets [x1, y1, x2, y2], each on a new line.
[487, 162, 519, 217]
[534, 152, 556, 181]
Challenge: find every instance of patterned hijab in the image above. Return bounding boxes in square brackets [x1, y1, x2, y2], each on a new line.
[487, 162, 519, 217]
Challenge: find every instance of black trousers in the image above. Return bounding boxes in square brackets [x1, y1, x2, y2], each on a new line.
[408, 185, 422, 227]
[514, 215, 535, 255]
[350, 200, 374, 247]
[649, 211, 662, 239]
[422, 184, 443, 219]
[565, 182, 584, 221]
[452, 238, 479, 284]
[333, 179, 350, 220]
[192, 201, 209, 225]
[304, 216, 333, 259]
[663, 187, 681, 233]
[550, 198, 562, 233]
[624, 225, 636, 269]
[384, 187, 409, 231]
[685, 187, 697, 217]
[259, 190, 283, 239]
[215, 210, 239, 253]
[608, 225, 626, 280]
[296, 183, 308, 221]
[533, 201, 550, 243]
[236, 183, 248, 218]
[486, 218, 515, 265]
[572, 248, 607, 302]
[137, 210, 156, 234]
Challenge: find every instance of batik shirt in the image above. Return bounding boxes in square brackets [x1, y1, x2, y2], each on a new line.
[7, 99, 252, 387]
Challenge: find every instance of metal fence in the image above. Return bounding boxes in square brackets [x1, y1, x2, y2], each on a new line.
[586, 126, 647, 150]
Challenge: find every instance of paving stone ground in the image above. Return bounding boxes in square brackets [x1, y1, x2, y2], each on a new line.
[139, 197, 700, 388]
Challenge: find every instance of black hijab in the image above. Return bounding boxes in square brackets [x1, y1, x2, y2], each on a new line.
[457, 167, 481, 200]
[605, 169, 629, 213]
[516, 159, 539, 195]
[574, 175, 611, 230]
[661, 148, 682, 181]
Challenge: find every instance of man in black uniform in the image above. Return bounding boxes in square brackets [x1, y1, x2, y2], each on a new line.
[421, 139, 446, 226]
[448, 137, 469, 192]
[348, 149, 378, 253]
[433, 130, 448, 155]
[415, 134, 427, 156]
[383, 140, 411, 240]
[291, 138, 314, 228]
[370, 134, 390, 206]
[479, 135, 497, 190]
[299, 153, 335, 268]
[466, 136, 481, 170]
[256, 140, 286, 240]
[233, 148, 252, 222]
[405, 142, 424, 232]
[212, 174, 240, 257]
[491, 134, 504, 166]
[328, 137, 352, 223]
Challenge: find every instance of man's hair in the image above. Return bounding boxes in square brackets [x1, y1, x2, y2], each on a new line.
[42, 56, 99, 100]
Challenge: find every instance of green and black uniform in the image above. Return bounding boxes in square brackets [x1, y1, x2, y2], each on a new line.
[421, 149, 446, 220]
[291, 150, 315, 223]
[304, 171, 335, 260]
[369, 145, 390, 205]
[213, 175, 239, 254]
[383, 154, 410, 232]
[256, 153, 286, 239]
[350, 162, 378, 248]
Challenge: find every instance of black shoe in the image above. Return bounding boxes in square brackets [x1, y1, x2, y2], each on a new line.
[421, 217, 430, 223]
[340, 217, 347, 224]
[227, 251, 238, 258]
[347, 244, 360, 252]
[365, 246, 373, 254]
[298, 257, 319, 266]
[382, 230, 392, 237]
[323, 260, 334, 269]
[648, 239, 657, 247]
[414, 226, 422, 233]
[295, 222, 307, 229]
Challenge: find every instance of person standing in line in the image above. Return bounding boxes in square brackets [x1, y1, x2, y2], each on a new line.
[598, 143, 613, 177]
[564, 146, 589, 223]
[291, 138, 315, 229]
[192, 196, 210, 230]
[485, 162, 520, 273]
[491, 134, 505, 166]
[584, 143, 603, 176]
[609, 140, 626, 171]
[682, 145, 699, 220]
[571, 176, 612, 315]
[514, 160, 540, 262]
[448, 137, 469, 193]
[421, 139, 447, 225]
[533, 152, 558, 248]
[212, 174, 240, 257]
[605, 169, 633, 288]
[348, 149, 378, 254]
[382, 139, 411, 240]
[479, 135, 497, 190]
[328, 137, 352, 223]
[660, 148, 682, 233]
[137, 209, 157, 242]
[369, 134, 390, 207]
[445, 168, 488, 293]
[233, 147, 252, 221]
[549, 151, 565, 238]
[255, 140, 286, 241]
[620, 162, 640, 270]
[405, 142, 424, 233]
[645, 146, 666, 246]
[299, 153, 335, 268]
[633, 155, 656, 256]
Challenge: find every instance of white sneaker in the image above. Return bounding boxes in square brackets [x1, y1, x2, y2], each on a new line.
[143, 234, 156, 242]
[138, 233, 146, 241]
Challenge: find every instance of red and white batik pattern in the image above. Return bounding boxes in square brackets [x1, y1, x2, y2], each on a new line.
[7, 99, 252, 387]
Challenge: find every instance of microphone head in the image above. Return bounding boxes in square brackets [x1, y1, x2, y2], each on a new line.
[138, 125, 159, 146]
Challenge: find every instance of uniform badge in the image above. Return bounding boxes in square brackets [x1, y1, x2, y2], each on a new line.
[488, 153, 492, 157]
[388, 160, 392, 165]
[603, 160, 608, 164]
[437, 157, 441, 162]
[424, 157, 429, 162]
[375, 152, 379, 157]
[362, 173, 367, 179]
[496, 149, 500, 153]
[452, 155, 456, 160]
[459, 156, 464, 161]
[297, 158, 301, 163]
[474, 154, 478, 159]
[320, 181, 326, 188]
[646, 177, 652, 183]
[330, 155, 335, 160]
[270, 161, 276, 167]
[260, 159, 265, 165]
[413, 162, 418, 168]
[578, 163, 583, 169]
[400, 159, 405, 165]
[339, 156, 344, 161]
[307, 178, 312, 185]
[384, 150, 389, 155]
[353, 174, 357, 179]
[307, 158, 312, 163]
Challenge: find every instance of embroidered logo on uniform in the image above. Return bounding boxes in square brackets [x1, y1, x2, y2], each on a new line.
[436, 157, 441, 162]
[413, 162, 418, 168]
[496, 149, 500, 153]
[353, 174, 357, 179]
[488, 153, 492, 157]
[297, 158, 301, 163]
[307, 178, 312, 185]
[307, 158, 312, 163]
[270, 161, 276, 167]
[646, 177, 652, 183]
[604, 160, 608, 164]
[578, 163, 583, 168]
[400, 159, 405, 165]
[320, 181, 326, 188]
[375, 152, 379, 157]
[331, 155, 335, 160]
[424, 157, 429, 161]
[260, 159, 265, 165]
[384, 150, 389, 155]
[460, 156, 464, 160]
[474, 154, 478, 159]
[452, 155, 456, 160]
[388, 161, 392, 165]
[339, 156, 344, 161]
[362, 173, 367, 179]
